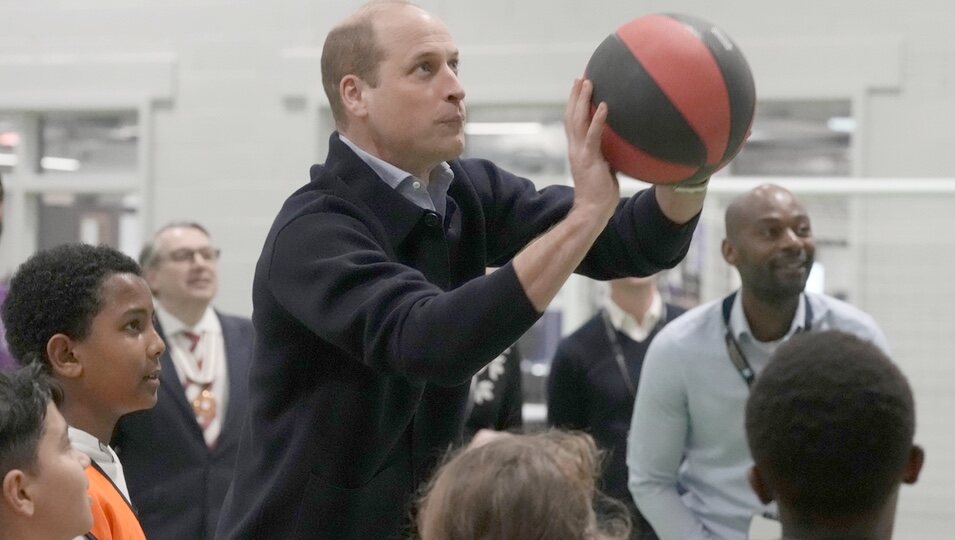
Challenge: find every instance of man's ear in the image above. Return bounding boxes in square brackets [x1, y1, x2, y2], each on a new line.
[46, 334, 82, 379]
[721, 238, 737, 266]
[748, 465, 775, 505]
[339, 75, 369, 119]
[902, 445, 925, 485]
[2, 469, 34, 517]
[143, 266, 159, 296]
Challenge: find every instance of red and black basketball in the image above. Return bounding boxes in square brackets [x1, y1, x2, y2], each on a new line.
[585, 14, 756, 185]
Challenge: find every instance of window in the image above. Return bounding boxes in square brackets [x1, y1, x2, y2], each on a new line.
[38, 112, 138, 174]
[731, 100, 852, 176]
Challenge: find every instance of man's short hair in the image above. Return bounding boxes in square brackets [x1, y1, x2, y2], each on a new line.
[745, 330, 915, 518]
[138, 221, 211, 268]
[320, 1, 415, 127]
[0, 363, 64, 478]
[2, 243, 142, 368]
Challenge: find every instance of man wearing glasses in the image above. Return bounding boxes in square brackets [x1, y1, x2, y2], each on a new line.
[112, 222, 254, 540]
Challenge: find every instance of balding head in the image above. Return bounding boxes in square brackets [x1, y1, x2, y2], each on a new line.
[725, 184, 803, 244]
[321, 1, 420, 128]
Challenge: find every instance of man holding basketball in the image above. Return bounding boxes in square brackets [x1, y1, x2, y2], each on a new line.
[627, 184, 889, 540]
[215, 1, 708, 539]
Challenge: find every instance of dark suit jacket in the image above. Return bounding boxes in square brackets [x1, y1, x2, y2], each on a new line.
[114, 311, 253, 540]
[214, 133, 699, 540]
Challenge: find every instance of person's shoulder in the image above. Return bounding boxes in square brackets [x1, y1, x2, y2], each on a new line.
[215, 311, 253, 330]
[644, 298, 724, 361]
[657, 297, 723, 339]
[214, 310, 251, 323]
[810, 292, 887, 343]
[450, 158, 550, 195]
[553, 315, 605, 361]
[664, 301, 687, 321]
[811, 292, 880, 327]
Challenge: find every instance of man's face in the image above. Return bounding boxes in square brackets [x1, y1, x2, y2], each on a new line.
[29, 402, 93, 539]
[724, 188, 815, 300]
[145, 226, 219, 308]
[353, 6, 466, 175]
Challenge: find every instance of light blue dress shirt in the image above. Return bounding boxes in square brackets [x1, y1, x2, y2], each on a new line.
[339, 135, 454, 216]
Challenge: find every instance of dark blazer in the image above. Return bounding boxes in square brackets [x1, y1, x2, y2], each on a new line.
[114, 311, 254, 540]
[214, 133, 699, 540]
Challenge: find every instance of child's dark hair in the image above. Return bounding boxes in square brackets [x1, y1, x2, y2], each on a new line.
[746, 330, 915, 518]
[0, 362, 64, 477]
[2, 243, 141, 368]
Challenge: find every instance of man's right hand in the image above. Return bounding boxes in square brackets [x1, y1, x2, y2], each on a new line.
[564, 78, 619, 225]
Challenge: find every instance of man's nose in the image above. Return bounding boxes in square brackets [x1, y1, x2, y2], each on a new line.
[444, 66, 465, 102]
[779, 228, 803, 251]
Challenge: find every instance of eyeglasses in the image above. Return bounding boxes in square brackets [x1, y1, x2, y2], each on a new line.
[160, 247, 221, 263]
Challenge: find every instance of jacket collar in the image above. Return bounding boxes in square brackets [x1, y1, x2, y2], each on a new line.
[311, 132, 437, 248]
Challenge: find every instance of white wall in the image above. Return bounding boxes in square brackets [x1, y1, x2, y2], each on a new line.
[2, 0, 953, 311]
[2, 1, 954, 536]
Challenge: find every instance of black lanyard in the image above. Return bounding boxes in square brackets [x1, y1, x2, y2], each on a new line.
[721, 292, 812, 387]
[600, 304, 667, 398]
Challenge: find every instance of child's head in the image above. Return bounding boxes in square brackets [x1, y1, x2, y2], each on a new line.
[417, 430, 631, 540]
[0, 363, 93, 539]
[746, 330, 923, 538]
[2, 244, 166, 420]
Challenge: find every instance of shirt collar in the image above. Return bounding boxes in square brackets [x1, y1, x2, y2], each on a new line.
[339, 134, 454, 214]
[605, 290, 663, 342]
[68, 426, 115, 463]
[729, 292, 807, 343]
[154, 302, 220, 337]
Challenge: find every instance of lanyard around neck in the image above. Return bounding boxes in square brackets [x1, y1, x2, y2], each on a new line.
[721, 292, 813, 387]
[599, 304, 667, 398]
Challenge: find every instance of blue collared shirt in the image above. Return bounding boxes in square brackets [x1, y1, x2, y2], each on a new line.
[339, 135, 454, 217]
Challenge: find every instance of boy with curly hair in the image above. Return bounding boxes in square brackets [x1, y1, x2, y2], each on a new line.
[2, 244, 166, 540]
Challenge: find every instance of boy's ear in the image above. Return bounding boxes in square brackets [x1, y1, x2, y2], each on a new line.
[903, 445, 925, 485]
[748, 465, 775, 505]
[46, 334, 82, 379]
[2, 469, 35, 517]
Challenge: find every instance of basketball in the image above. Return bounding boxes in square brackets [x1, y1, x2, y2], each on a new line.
[585, 14, 756, 185]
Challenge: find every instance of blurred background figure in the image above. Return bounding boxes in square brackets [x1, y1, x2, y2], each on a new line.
[0, 172, 12, 371]
[417, 430, 631, 540]
[113, 222, 254, 540]
[746, 330, 923, 540]
[465, 343, 524, 441]
[548, 274, 683, 539]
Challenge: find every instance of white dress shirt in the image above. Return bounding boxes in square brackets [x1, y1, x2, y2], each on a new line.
[155, 303, 228, 446]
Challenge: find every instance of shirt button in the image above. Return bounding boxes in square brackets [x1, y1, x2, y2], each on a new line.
[412, 181, 422, 190]
[423, 212, 440, 228]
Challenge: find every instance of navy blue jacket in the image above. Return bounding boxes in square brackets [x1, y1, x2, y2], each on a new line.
[114, 312, 253, 540]
[215, 133, 699, 540]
